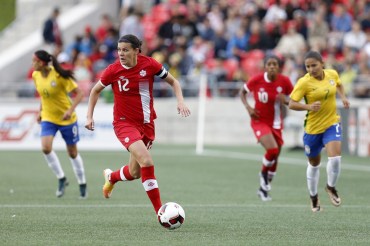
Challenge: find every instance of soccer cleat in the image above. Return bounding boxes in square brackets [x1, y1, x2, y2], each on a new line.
[56, 177, 69, 198]
[310, 194, 321, 212]
[79, 183, 88, 199]
[325, 185, 341, 206]
[259, 172, 271, 191]
[257, 187, 272, 202]
[103, 169, 114, 199]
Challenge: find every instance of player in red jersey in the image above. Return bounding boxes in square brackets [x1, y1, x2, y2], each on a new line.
[85, 34, 191, 214]
[239, 55, 293, 201]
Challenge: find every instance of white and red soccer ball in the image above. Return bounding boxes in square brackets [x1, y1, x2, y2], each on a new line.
[157, 202, 185, 230]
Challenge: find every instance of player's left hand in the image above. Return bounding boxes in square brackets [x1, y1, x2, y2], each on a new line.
[62, 110, 72, 120]
[177, 102, 191, 117]
[342, 98, 350, 109]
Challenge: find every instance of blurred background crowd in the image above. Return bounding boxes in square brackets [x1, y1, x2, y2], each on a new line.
[30, 0, 370, 98]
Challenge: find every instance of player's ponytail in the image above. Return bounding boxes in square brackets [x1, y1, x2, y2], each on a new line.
[34, 50, 75, 80]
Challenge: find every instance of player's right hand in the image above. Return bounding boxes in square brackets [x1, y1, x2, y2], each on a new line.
[85, 118, 95, 131]
[309, 101, 321, 112]
[248, 108, 260, 119]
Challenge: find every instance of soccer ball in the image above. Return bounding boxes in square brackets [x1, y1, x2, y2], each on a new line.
[157, 202, 185, 230]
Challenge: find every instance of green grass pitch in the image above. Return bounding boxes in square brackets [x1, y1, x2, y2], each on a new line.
[1, 144, 370, 245]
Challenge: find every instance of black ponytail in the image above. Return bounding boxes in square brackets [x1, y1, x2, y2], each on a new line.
[34, 50, 75, 80]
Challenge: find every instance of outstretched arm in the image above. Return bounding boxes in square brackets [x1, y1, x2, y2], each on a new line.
[164, 73, 191, 117]
[63, 87, 84, 120]
[85, 81, 105, 130]
[336, 84, 350, 109]
[239, 86, 259, 119]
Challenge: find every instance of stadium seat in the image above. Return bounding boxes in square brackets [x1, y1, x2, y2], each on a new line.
[222, 59, 239, 81]
[241, 57, 263, 77]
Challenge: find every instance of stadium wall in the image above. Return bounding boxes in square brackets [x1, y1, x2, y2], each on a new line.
[0, 98, 369, 156]
[0, 0, 119, 84]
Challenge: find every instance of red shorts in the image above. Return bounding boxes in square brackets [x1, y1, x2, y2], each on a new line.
[250, 121, 284, 146]
[113, 121, 155, 150]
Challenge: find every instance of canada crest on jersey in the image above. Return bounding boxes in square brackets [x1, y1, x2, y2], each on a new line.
[276, 86, 283, 93]
[140, 70, 146, 77]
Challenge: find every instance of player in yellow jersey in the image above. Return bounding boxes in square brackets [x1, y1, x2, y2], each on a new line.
[32, 50, 87, 198]
[289, 51, 350, 212]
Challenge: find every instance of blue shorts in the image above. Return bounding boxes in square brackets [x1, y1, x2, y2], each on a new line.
[303, 123, 342, 157]
[40, 121, 80, 145]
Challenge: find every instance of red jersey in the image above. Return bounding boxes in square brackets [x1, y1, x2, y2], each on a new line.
[244, 72, 293, 129]
[100, 55, 163, 124]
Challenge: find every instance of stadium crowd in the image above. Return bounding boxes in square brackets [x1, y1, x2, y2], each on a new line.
[31, 0, 370, 98]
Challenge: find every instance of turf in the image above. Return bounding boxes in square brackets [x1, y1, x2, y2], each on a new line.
[1, 145, 370, 245]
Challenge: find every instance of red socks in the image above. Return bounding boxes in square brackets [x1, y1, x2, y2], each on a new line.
[108, 165, 162, 213]
[110, 165, 134, 184]
[141, 165, 162, 213]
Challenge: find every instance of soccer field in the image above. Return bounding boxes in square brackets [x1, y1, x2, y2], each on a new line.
[1, 145, 370, 245]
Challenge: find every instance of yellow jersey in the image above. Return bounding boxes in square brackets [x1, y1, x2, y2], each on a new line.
[290, 69, 341, 134]
[32, 66, 78, 126]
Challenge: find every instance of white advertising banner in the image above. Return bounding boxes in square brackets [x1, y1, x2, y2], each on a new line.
[0, 102, 123, 150]
[357, 107, 370, 157]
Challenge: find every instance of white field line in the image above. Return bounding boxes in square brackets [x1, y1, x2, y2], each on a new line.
[1, 204, 370, 209]
[197, 149, 370, 172]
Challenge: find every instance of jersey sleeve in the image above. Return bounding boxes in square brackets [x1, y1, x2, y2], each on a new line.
[333, 69, 341, 86]
[150, 57, 164, 76]
[284, 76, 294, 95]
[61, 75, 78, 93]
[290, 78, 306, 102]
[245, 76, 257, 92]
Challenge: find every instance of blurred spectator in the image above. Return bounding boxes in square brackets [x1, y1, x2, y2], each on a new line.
[187, 36, 211, 68]
[57, 52, 74, 71]
[343, 21, 367, 53]
[285, 0, 301, 20]
[360, 9, 370, 32]
[247, 19, 271, 51]
[226, 27, 249, 60]
[119, 7, 144, 40]
[293, 9, 308, 40]
[274, 21, 306, 58]
[213, 28, 228, 59]
[158, 15, 182, 47]
[73, 53, 92, 82]
[363, 32, 370, 58]
[330, 4, 353, 33]
[101, 28, 119, 63]
[224, 7, 242, 39]
[263, 0, 287, 24]
[95, 14, 115, 43]
[352, 52, 370, 98]
[168, 52, 182, 79]
[339, 61, 357, 96]
[81, 26, 97, 56]
[198, 17, 216, 41]
[42, 7, 63, 49]
[207, 4, 225, 34]
[308, 12, 329, 51]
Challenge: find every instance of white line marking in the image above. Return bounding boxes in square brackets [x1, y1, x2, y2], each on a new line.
[199, 149, 370, 172]
[1, 204, 370, 209]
